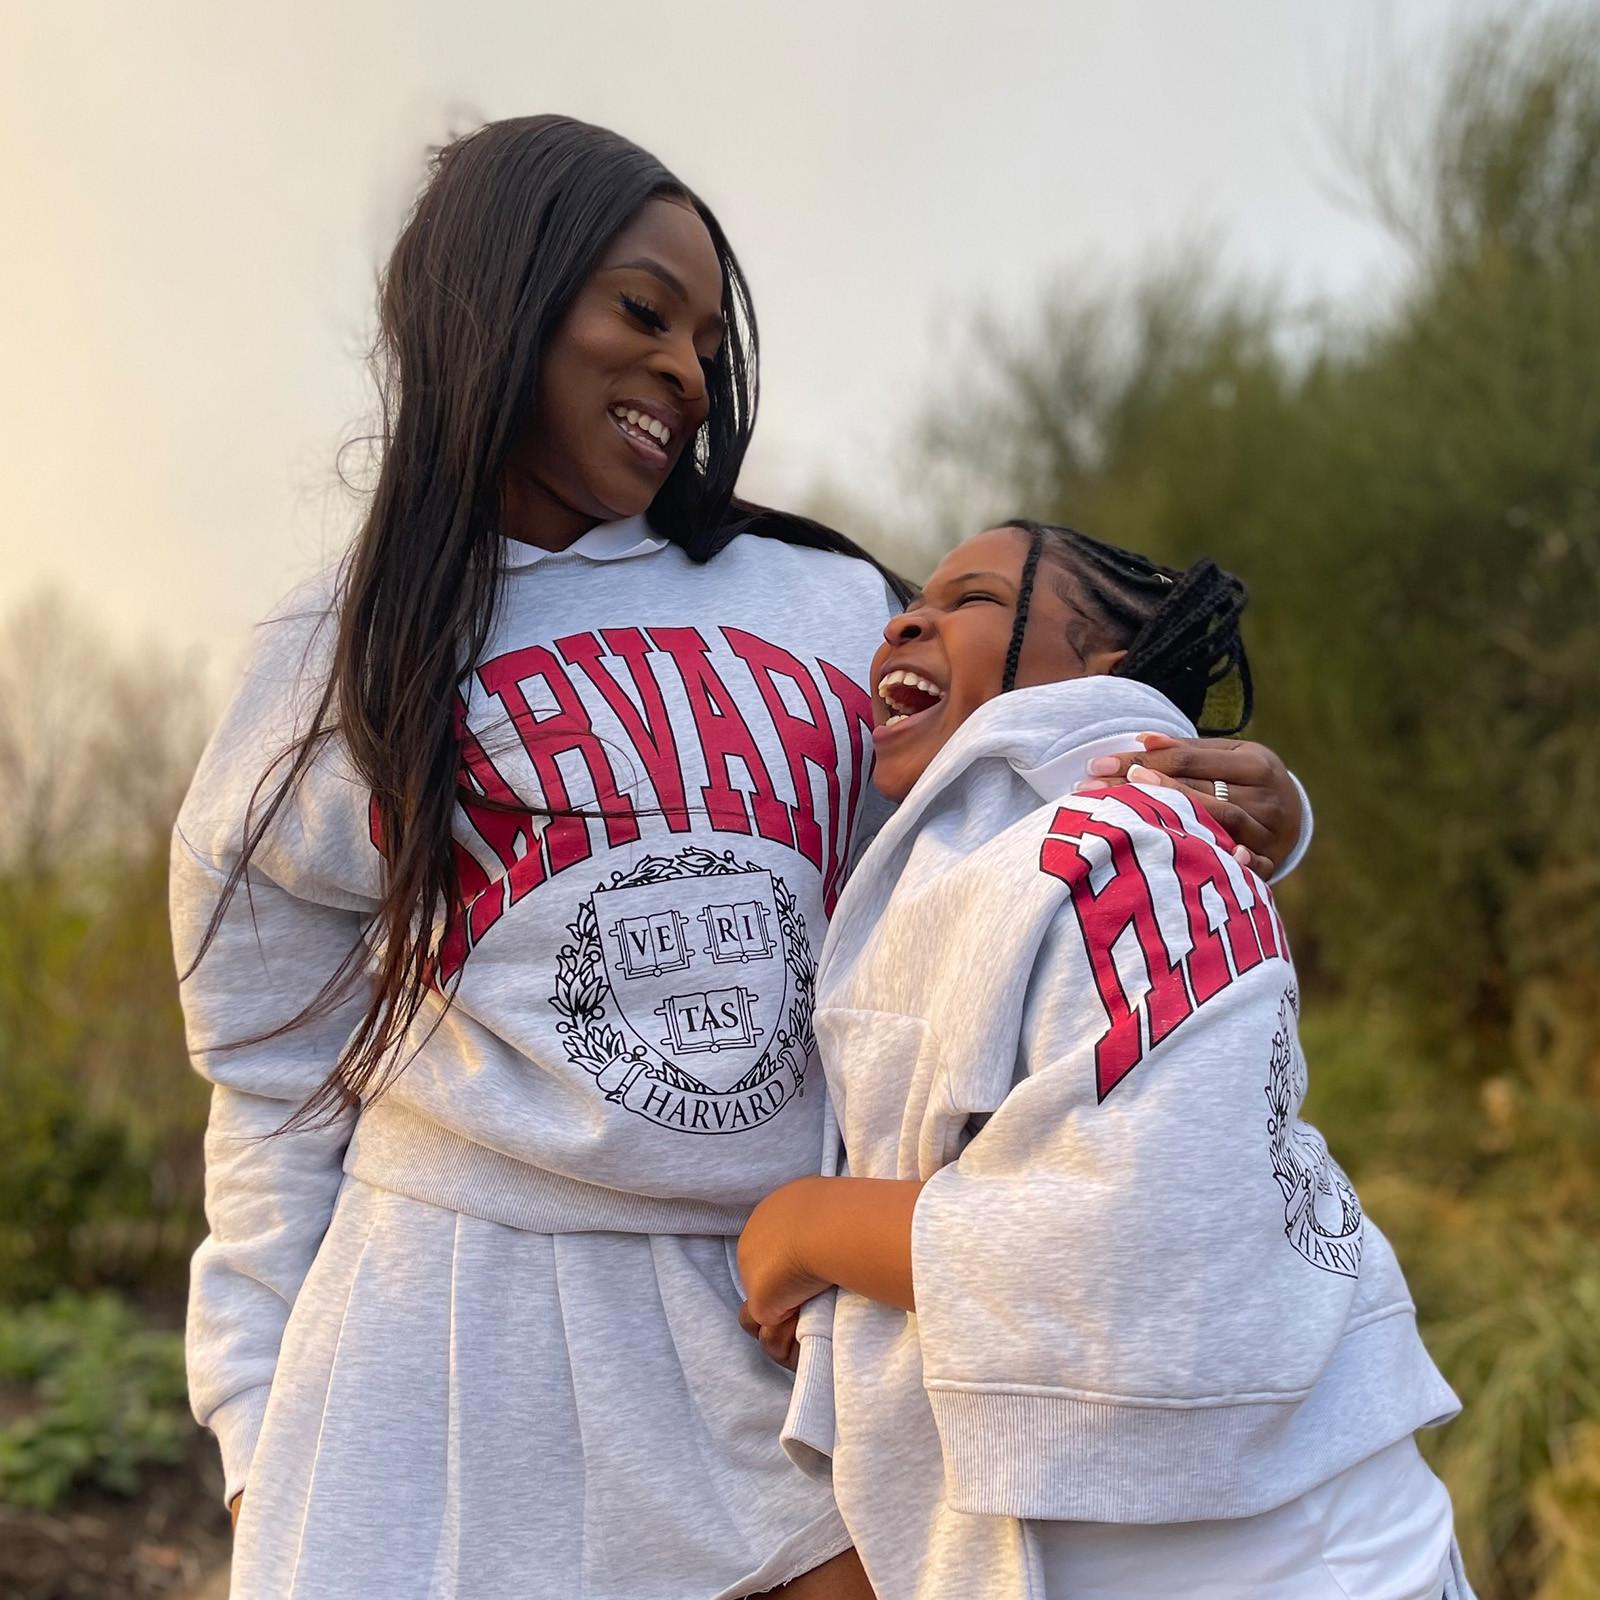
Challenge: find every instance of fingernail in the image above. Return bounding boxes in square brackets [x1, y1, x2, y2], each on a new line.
[1128, 764, 1163, 785]
[1135, 732, 1160, 744]
[1072, 779, 1109, 793]
[1233, 845, 1252, 865]
[1087, 756, 1120, 776]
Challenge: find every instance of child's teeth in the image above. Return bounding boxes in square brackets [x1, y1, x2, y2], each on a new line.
[877, 668, 945, 711]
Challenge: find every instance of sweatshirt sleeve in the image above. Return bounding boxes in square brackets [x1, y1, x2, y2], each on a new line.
[779, 1098, 845, 1478]
[1273, 769, 1314, 880]
[909, 808, 1372, 1523]
[172, 588, 376, 1506]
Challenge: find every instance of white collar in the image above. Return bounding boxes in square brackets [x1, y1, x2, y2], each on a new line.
[499, 515, 666, 572]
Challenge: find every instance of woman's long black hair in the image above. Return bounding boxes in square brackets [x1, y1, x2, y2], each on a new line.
[187, 115, 905, 1128]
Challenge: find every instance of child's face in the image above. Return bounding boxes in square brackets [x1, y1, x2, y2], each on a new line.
[868, 527, 1126, 802]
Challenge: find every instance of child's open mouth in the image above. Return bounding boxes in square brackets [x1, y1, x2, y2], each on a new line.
[876, 668, 946, 734]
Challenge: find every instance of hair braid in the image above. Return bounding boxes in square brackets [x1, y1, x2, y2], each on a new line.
[999, 519, 1253, 734]
[1120, 559, 1252, 733]
[1000, 524, 1046, 694]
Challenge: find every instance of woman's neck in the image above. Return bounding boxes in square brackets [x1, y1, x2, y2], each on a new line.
[498, 466, 605, 552]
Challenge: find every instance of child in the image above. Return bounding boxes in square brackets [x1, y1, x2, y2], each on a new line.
[736, 522, 1472, 1598]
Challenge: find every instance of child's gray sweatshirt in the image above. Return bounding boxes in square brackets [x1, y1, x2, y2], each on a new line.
[783, 677, 1458, 1588]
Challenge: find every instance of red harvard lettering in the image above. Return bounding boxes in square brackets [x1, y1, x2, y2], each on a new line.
[1112, 787, 1273, 997]
[437, 713, 550, 983]
[1040, 809, 1194, 1101]
[724, 628, 841, 875]
[477, 643, 642, 874]
[817, 661, 877, 913]
[431, 627, 869, 977]
[648, 626, 792, 846]
[1039, 787, 1284, 1101]
[558, 628, 692, 829]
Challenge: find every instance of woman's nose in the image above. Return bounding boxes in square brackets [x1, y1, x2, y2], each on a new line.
[652, 338, 708, 410]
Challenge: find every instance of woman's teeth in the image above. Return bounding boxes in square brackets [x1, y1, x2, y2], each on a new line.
[611, 405, 671, 446]
[878, 668, 946, 723]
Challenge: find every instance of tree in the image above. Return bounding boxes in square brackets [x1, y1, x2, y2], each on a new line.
[899, 14, 1600, 1594]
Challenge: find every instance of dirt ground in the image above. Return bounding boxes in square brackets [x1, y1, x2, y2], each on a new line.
[181, 1565, 230, 1600]
[0, 1435, 231, 1600]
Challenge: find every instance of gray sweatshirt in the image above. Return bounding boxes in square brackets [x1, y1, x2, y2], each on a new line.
[783, 677, 1459, 1584]
[173, 519, 893, 1499]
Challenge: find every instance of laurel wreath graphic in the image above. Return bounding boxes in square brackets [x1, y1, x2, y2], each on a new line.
[1265, 983, 1363, 1274]
[549, 848, 816, 1099]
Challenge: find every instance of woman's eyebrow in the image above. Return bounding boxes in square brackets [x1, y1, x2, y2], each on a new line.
[610, 257, 727, 334]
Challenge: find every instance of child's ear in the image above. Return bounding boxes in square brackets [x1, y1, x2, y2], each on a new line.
[1085, 647, 1128, 677]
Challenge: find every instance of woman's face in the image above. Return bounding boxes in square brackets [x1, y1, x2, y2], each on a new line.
[867, 526, 1127, 802]
[507, 197, 726, 540]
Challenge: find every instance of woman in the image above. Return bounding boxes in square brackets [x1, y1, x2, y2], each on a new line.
[175, 118, 1307, 1599]
[736, 523, 1471, 1599]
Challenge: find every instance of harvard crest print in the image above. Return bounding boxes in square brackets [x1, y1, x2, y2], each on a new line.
[550, 846, 816, 1135]
[1265, 986, 1364, 1277]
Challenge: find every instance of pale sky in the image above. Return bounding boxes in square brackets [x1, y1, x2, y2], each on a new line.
[1, 0, 1525, 674]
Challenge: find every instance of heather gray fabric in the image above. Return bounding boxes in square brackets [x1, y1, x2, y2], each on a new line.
[174, 520, 890, 1595]
[783, 677, 1468, 1599]
[225, 1179, 851, 1600]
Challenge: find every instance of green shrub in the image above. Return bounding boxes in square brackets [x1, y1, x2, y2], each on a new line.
[0, 1056, 153, 1302]
[0, 1292, 188, 1509]
[1532, 1420, 1600, 1599]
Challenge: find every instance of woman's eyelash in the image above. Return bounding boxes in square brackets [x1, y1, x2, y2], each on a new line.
[955, 591, 1001, 606]
[622, 293, 719, 380]
[620, 293, 667, 332]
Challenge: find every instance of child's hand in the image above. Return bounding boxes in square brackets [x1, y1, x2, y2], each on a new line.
[736, 1302, 801, 1370]
[737, 1178, 834, 1329]
[738, 1174, 926, 1347]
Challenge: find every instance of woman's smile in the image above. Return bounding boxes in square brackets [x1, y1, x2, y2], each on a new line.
[608, 398, 680, 472]
[504, 195, 723, 546]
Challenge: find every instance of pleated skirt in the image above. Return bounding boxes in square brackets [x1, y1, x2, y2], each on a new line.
[229, 1178, 849, 1600]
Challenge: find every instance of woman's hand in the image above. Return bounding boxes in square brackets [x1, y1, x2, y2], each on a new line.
[1075, 732, 1300, 878]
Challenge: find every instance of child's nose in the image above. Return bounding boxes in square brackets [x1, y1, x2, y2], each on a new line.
[883, 612, 929, 646]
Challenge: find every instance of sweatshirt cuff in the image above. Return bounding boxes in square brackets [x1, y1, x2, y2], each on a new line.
[1273, 770, 1314, 881]
[207, 1385, 272, 1508]
[922, 1303, 1459, 1523]
[780, 1333, 836, 1481]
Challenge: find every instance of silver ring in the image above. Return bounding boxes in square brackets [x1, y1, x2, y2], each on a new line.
[1213, 780, 1231, 803]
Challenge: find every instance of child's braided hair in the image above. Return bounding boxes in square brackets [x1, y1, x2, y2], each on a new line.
[998, 519, 1253, 735]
